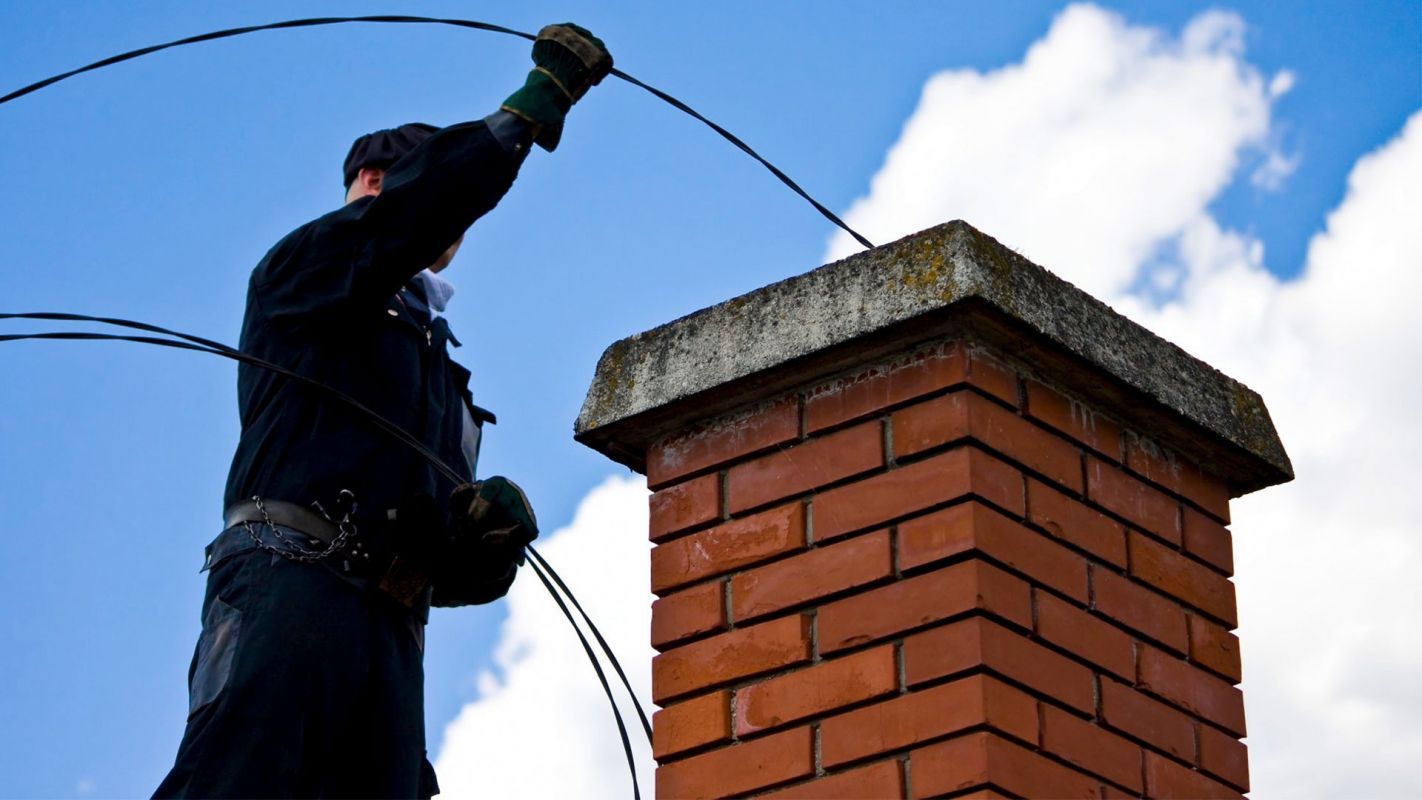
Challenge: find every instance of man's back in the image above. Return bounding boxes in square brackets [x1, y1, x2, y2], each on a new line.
[226, 202, 474, 539]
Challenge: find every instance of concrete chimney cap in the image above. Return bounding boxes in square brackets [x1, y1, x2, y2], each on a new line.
[575, 220, 1292, 495]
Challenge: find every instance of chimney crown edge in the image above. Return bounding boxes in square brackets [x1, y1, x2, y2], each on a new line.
[575, 221, 1292, 494]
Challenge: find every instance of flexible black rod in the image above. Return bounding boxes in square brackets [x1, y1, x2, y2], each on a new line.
[0, 315, 654, 746]
[526, 545, 652, 740]
[0, 14, 875, 250]
[525, 556, 642, 800]
[1, 310, 263, 357]
[0, 327, 465, 482]
[0, 324, 652, 787]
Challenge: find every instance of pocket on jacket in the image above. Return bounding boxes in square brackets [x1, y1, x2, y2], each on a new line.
[188, 596, 242, 718]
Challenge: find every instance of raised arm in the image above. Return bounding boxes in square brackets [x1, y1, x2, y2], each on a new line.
[252, 23, 612, 323]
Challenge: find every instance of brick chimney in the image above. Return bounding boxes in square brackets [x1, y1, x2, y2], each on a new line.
[575, 221, 1291, 799]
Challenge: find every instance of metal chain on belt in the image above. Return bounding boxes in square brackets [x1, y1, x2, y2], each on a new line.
[242, 493, 358, 564]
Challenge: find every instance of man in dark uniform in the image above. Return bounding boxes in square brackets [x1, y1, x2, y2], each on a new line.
[155, 24, 612, 799]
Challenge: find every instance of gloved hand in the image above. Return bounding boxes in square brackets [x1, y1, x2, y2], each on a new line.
[449, 476, 539, 549]
[501, 23, 613, 152]
[434, 476, 539, 607]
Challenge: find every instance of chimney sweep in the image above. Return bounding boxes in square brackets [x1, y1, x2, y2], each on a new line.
[153, 23, 613, 799]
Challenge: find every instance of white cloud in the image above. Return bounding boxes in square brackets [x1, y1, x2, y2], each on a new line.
[432, 475, 655, 799]
[829, 3, 1422, 795]
[1252, 71, 1299, 189]
[1250, 146, 1299, 190]
[1122, 112, 1422, 798]
[1268, 69, 1296, 99]
[826, 4, 1282, 300]
[433, 5, 1421, 797]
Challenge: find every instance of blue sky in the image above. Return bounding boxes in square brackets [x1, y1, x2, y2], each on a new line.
[0, 2, 1418, 798]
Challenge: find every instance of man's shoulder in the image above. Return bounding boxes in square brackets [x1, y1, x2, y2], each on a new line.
[252, 201, 370, 285]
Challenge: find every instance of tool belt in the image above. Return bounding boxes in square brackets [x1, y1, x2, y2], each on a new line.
[222, 498, 433, 612]
[224, 498, 339, 543]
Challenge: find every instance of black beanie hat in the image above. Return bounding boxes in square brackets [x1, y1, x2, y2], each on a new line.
[342, 122, 439, 188]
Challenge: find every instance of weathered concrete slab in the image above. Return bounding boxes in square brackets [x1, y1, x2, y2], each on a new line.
[575, 221, 1292, 494]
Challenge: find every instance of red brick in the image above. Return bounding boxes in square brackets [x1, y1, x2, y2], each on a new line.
[815, 447, 1025, 541]
[1100, 786, 1137, 799]
[899, 502, 1088, 602]
[652, 690, 731, 760]
[653, 614, 811, 702]
[651, 502, 805, 593]
[1137, 646, 1247, 736]
[731, 529, 891, 622]
[1188, 615, 1242, 683]
[818, 560, 1031, 653]
[1099, 679, 1196, 761]
[1027, 478, 1128, 568]
[1124, 435, 1232, 523]
[649, 473, 720, 542]
[804, 342, 966, 433]
[910, 732, 1100, 799]
[735, 646, 897, 736]
[652, 580, 726, 650]
[727, 420, 884, 513]
[1144, 751, 1244, 799]
[902, 617, 1095, 713]
[962, 348, 1021, 407]
[1129, 532, 1237, 626]
[657, 725, 812, 798]
[649, 396, 800, 489]
[1086, 457, 1181, 544]
[888, 391, 970, 456]
[805, 343, 1021, 434]
[1042, 703, 1144, 792]
[1197, 724, 1249, 791]
[1034, 590, 1135, 680]
[1183, 507, 1234, 575]
[820, 674, 1037, 767]
[1092, 568, 1188, 653]
[757, 759, 903, 799]
[1024, 380, 1123, 461]
[893, 391, 1082, 491]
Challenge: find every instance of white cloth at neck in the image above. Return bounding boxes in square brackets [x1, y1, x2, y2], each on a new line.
[412, 269, 456, 314]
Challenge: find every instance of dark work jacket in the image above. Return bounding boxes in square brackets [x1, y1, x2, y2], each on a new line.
[223, 118, 528, 538]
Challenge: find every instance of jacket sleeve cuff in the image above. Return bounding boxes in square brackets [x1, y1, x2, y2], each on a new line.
[483, 110, 534, 156]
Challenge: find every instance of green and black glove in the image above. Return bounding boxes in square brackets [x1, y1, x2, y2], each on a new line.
[501, 23, 613, 151]
[434, 476, 540, 607]
[449, 476, 539, 550]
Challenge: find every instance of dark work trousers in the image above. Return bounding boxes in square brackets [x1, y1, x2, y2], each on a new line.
[155, 525, 438, 799]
